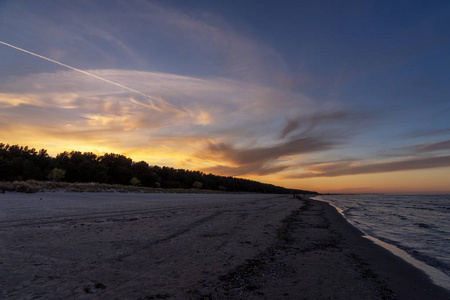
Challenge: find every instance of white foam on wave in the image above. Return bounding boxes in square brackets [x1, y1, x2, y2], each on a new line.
[312, 195, 450, 291]
[363, 235, 450, 291]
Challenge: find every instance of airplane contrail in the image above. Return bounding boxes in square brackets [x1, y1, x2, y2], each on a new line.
[0, 40, 179, 110]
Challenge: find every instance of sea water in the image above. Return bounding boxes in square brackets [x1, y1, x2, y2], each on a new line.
[314, 194, 450, 290]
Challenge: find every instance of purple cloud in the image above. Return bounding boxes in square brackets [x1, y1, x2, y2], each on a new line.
[286, 155, 450, 178]
[412, 140, 450, 153]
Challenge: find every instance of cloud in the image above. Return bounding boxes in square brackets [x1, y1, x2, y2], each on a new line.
[195, 131, 345, 177]
[279, 119, 300, 139]
[0, 69, 316, 133]
[0, 67, 367, 178]
[0, 69, 313, 156]
[205, 163, 290, 177]
[0, 0, 289, 86]
[286, 155, 450, 178]
[0, 2, 377, 180]
[205, 136, 337, 166]
[404, 128, 450, 139]
[0, 40, 176, 108]
[278, 106, 365, 144]
[411, 140, 450, 153]
[154, 3, 287, 83]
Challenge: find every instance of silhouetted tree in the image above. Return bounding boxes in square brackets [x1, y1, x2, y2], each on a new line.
[0, 142, 316, 194]
[99, 153, 133, 185]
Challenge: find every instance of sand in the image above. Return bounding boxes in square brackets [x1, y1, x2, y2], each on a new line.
[1, 192, 449, 299]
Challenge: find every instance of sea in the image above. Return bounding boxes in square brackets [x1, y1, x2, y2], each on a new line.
[314, 194, 450, 290]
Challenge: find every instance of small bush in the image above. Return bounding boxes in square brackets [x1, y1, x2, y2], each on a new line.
[26, 179, 39, 186]
[2, 181, 40, 193]
[192, 181, 203, 189]
[130, 177, 141, 186]
[0, 181, 40, 193]
[0, 182, 14, 192]
[47, 168, 66, 182]
[15, 182, 38, 193]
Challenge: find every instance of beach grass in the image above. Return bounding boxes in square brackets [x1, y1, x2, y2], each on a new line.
[0, 180, 232, 194]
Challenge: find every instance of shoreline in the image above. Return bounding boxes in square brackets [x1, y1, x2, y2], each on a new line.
[1, 193, 449, 299]
[363, 235, 450, 291]
[194, 197, 450, 299]
[314, 195, 450, 291]
[306, 198, 450, 298]
[307, 198, 450, 298]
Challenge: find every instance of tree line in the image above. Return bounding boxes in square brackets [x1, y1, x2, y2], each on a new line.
[0, 143, 314, 194]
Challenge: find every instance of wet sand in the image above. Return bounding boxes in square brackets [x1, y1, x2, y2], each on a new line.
[1, 192, 449, 299]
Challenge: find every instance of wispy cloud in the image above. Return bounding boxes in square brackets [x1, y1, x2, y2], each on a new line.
[0, 67, 361, 175]
[411, 140, 450, 153]
[279, 119, 300, 139]
[204, 136, 337, 166]
[155, 3, 287, 83]
[0, 68, 306, 153]
[205, 163, 290, 177]
[5, 0, 281, 82]
[404, 128, 450, 139]
[0, 41, 179, 112]
[285, 155, 450, 179]
[199, 136, 337, 177]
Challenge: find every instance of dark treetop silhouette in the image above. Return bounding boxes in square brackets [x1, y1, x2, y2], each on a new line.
[0, 143, 314, 194]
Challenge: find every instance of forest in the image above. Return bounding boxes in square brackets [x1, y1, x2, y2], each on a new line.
[0, 143, 314, 194]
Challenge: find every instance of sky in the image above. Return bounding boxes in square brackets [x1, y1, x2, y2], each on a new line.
[1, 0, 449, 194]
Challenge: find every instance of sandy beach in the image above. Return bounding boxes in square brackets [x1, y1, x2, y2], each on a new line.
[1, 192, 449, 299]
